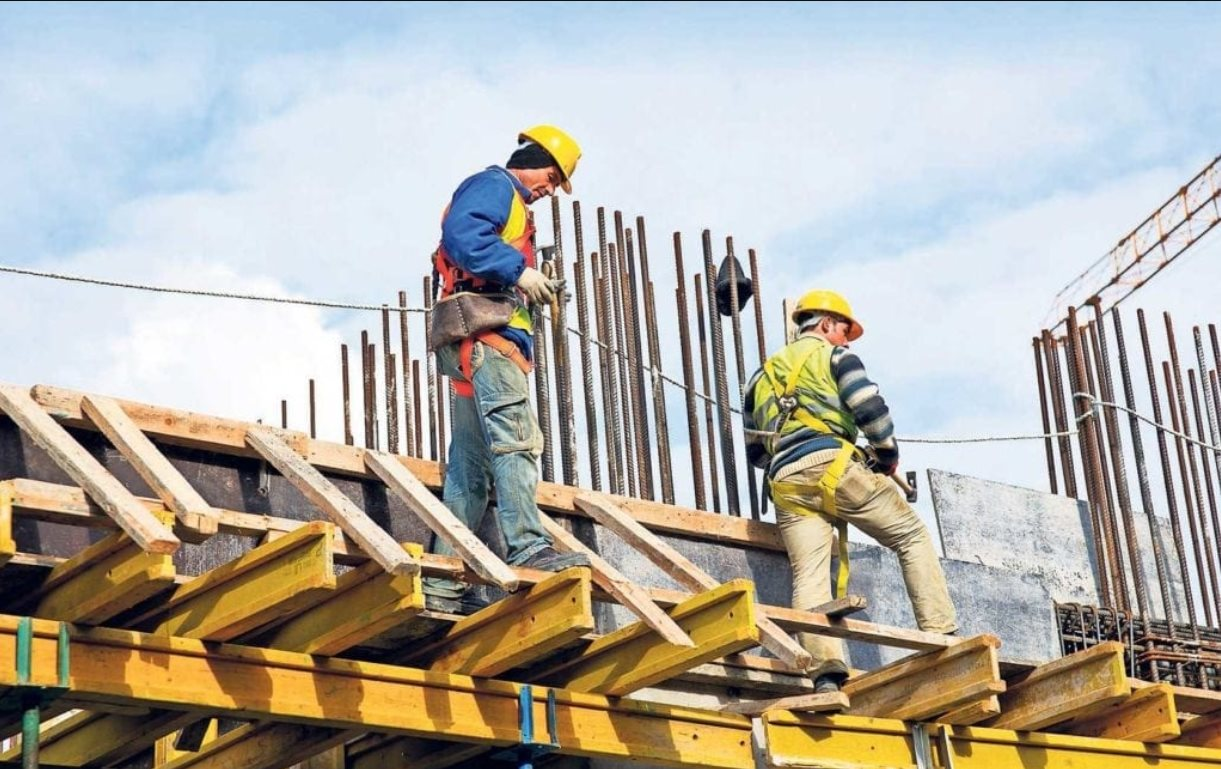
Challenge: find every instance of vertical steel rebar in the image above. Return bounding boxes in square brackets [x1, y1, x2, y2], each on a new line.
[382, 306, 398, 454]
[1195, 328, 1221, 543]
[572, 202, 602, 491]
[361, 331, 374, 449]
[412, 359, 424, 458]
[533, 287, 554, 484]
[638, 216, 675, 504]
[1091, 298, 1149, 620]
[608, 241, 637, 497]
[1084, 321, 1129, 611]
[694, 273, 722, 513]
[1034, 336, 1059, 494]
[703, 230, 740, 516]
[1112, 308, 1175, 626]
[398, 291, 415, 458]
[341, 344, 353, 446]
[1138, 309, 1202, 634]
[424, 277, 438, 462]
[624, 230, 655, 499]
[725, 238, 760, 519]
[674, 233, 707, 510]
[280, 399, 287, 430]
[597, 208, 626, 494]
[308, 378, 317, 440]
[1188, 367, 1221, 623]
[550, 196, 578, 487]
[748, 248, 769, 517]
[368, 342, 379, 451]
[1042, 330, 1078, 497]
[1065, 308, 1115, 607]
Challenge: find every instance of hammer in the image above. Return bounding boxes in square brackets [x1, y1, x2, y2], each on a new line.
[892, 470, 918, 503]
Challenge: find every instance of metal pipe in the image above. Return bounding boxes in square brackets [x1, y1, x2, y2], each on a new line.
[624, 229, 655, 499]
[725, 238, 760, 519]
[1112, 308, 1175, 626]
[1138, 309, 1201, 633]
[309, 378, 317, 440]
[382, 305, 398, 454]
[423, 277, 438, 462]
[674, 233, 707, 510]
[1090, 298, 1149, 620]
[703, 230, 739, 515]
[1033, 336, 1058, 494]
[550, 196, 578, 487]
[399, 290, 415, 458]
[694, 273, 722, 513]
[341, 343, 353, 446]
[637, 216, 675, 504]
[572, 201, 601, 491]
[1084, 321, 1129, 611]
[1042, 329, 1078, 497]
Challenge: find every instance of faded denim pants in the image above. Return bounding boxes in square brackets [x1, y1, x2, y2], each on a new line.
[423, 338, 550, 598]
[773, 449, 958, 678]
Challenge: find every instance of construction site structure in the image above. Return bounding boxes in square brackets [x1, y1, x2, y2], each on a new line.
[2, 383, 1221, 769]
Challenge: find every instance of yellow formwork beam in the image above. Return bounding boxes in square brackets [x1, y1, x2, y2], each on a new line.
[141, 520, 337, 641]
[989, 641, 1129, 731]
[0, 709, 200, 768]
[542, 579, 759, 696]
[400, 567, 595, 677]
[0, 615, 755, 769]
[0, 482, 15, 565]
[35, 510, 177, 624]
[347, 735, 487, 769]
[265, 542, 423, 655]
[158, 722, 357, 769]
[1058, 683, 1180, 743]
[764, 712, 1221, 769]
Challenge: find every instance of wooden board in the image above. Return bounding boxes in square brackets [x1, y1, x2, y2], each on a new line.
[1054, 683, 1180, 743]
[988, 642, 1129, 731]
[719, 691, 848, 716]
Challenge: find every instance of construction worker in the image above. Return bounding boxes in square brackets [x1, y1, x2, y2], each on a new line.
[423, 125, 591, 613]
[743, 289, 957, 692]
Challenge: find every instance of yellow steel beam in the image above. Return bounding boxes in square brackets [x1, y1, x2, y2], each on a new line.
[398, 567, 594, 677]
[0, 615, 754, 769]
[264, 542, 423, 655]
[138, 520, 337, 641]
[988, 641, 1129, 731]
[540, 579, 760, 696]
[35, 511, 177, 624]
[0, 709, 201, 768]
[764, 712, 1221, 769]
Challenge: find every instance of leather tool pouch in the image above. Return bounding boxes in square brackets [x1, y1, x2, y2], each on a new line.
[427, 291, 518, 351]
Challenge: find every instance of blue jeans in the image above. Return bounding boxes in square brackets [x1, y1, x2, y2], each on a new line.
[423, 338, 550, 598]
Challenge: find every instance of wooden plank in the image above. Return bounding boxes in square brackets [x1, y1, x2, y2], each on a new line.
[36, 519, 177, 624]
[540, 510, 694, 647]
[540, 579, 760, 696]
[0, 709, 201, 768]
[719, 691, 848, 716]
[158, 722, 357, 769]
[988, 641, 1129, 731]
[941, 696, 1002, 725]
[140, 520, 337, 641]
[364, 450, 517, 591]
[0, 482, 15, 566]
[677, 662, 813, 696]
[0, 384, 179, 554]
[398, 567, 595, 677]
[1055, 683, 1180, 743]
[843, 634, 1005, 721]
[576, 492, 810, 670]
[348, 736, 488, 769]
[264, 543, 424, 655]
[246, 426, 418, 577]
[1178, 712, 1221, 748]
[81, 394, 219, 543]
[808, 596, 868, 618]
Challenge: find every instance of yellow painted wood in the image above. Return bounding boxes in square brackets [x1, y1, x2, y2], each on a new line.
[988, 642, 1130, 731]
[158, 722, 356, 769]
[266, 542, 424, 655]
[1180, 713, 1221, 748]
[0, 709, 201, 768]
[156, 719, 219, 766]
[0, 384, 179, 554]
[401, 567, 595, 677]
[246, 426, 418, 577]
[543, 579, 760, 696]
[347, 736, 488, 769]
[0, 482, 15, 565]
[36, 512, 177, 623]
[144, 520, 337, 640]
[0, 615, 756, 769]
[843, 634, 1005, 721]
[720, 691, 848, 716]
[1056, 683, 1180, 743]
[941, 696, 1002, 725]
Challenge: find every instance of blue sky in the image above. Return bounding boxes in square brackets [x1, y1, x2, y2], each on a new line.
[2, 2, 1220, 522]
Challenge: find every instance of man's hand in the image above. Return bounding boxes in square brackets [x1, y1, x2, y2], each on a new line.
[517, 267, 556, 305]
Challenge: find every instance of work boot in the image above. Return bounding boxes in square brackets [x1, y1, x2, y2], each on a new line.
[812, 673, 848, 695]
[518, 546, 591, 572]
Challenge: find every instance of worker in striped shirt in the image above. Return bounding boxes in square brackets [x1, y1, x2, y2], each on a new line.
[743, 289, 957, 694]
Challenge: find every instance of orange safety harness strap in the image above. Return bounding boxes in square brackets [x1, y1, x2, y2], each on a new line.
[453, 332, 533, 398]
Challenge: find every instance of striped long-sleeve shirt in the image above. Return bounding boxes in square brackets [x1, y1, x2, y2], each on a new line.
[743, 341, 899, 477]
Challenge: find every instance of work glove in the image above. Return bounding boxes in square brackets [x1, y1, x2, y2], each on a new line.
[517, 267, 555, 305]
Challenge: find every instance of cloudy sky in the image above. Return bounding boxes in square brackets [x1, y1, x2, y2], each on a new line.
[3, 2, 1220, 526]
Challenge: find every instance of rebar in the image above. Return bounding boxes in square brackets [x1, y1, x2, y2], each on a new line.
[572, 201, 601, 491]
[1042, 329, 1078, 496]
[1033, 336, 1058, 494]
[280, 399, 287, 430]
[398, 290, 415, 457]
[624, 229, 655, 500]
[550, 196, 578, 487]
[341, 344, 353, 446]
[361, 331, 374, 449]
[367, 342, 379, 451]
[533, 280, 554, 484]
[608, 240, 637, 497]
[1195, 328, 1221, 553]
[1138, 309, 1202, 633]
[725, 238, 760, 519]
[748, 248, 769, 516]
[702, 230, 739, 515]
[382, 306, 398, 454]
[424, 277, 438, 462]
[674, 233, 707, 510]
[638, 216, 675, 504]
[694, 273, 722, 513]
[1084, 320, 1129, 611]
[1188, 367, 1221, 623]
[412, 359, 423, 457]
[597, 208, 626, 494]
[309, 378, 316, 440]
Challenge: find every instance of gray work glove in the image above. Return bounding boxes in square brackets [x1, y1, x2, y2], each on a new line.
[516, 267, 565, 305]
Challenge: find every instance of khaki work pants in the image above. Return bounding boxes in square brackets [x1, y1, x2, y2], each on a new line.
[773, 449, 958, 678]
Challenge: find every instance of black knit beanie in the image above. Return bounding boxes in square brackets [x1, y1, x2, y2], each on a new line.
[506, 142, 559, 172]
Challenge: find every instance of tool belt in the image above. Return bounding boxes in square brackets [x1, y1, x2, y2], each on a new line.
[451, 332, 533, 398]
[427, 291, 520, 352]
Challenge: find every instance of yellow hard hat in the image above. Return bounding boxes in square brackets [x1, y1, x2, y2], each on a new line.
[518, 124, 581, 193]
[792, 289, 864, 341]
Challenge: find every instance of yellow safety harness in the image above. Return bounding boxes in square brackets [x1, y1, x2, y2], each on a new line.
[761, 344, 860, 599]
